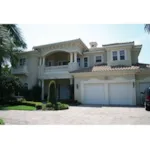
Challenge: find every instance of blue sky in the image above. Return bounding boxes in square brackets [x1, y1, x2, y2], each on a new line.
[19, 24, 150, 64]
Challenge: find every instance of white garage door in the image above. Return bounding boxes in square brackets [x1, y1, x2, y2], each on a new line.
[84, 83, 107, 104]
[109, 83, 133, 105]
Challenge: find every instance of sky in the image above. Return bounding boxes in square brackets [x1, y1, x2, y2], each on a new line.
[18, 24, 150, 64]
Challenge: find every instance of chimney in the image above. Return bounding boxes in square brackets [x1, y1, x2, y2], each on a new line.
[89, 42, 98, 48]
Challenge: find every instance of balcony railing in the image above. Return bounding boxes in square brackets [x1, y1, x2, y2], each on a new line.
[44, 65, 69, 73]
[11, 65, 28, 75]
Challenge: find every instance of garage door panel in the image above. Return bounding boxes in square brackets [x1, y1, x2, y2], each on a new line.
[84, 84, 107, 104]
[109, 83, 133, 105]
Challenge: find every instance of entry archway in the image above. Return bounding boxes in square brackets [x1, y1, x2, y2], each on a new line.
[48, 80, 57, 103]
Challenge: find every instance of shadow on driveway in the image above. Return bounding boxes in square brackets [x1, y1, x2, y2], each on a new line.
[73, 104, 144, 108]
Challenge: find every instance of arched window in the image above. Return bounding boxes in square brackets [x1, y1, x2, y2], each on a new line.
[24, 83, 28, 90]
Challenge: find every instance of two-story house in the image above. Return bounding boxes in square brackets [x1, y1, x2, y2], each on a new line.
[11, 38, 150, 106]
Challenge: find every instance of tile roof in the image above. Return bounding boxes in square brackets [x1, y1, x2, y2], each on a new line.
[71, 63, 150, 73]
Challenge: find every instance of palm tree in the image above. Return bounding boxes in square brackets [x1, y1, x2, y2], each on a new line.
[0, 24, 27, 75]
[144, 24, 150, 33]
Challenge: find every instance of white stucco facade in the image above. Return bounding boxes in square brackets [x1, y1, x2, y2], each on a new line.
[11, 39, 150, 105]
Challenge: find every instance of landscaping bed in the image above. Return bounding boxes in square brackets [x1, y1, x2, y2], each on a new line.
[0, 98, 69, 111]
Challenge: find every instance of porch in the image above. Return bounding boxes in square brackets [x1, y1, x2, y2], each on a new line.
[40, 78, 74, 101]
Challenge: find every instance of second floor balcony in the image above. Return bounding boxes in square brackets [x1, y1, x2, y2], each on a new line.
[11, 65, 28, 76]
[38, 51, 80, 79]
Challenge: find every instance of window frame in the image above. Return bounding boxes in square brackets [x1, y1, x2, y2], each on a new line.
[84, 56, 89, 68]
[119, 50, 125, 60]
[112, 50, 126, 61]
[77, 57, 81, 66]
[94, 55, 103, 64]
[19, 58, 26, 66]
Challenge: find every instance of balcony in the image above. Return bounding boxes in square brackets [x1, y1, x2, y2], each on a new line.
[44, 65, 69, 73]
[11, 65, 28, 75]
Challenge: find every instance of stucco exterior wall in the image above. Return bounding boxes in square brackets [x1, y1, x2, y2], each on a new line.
[131, 50, 139, 64]
[106, 48, 132, 66]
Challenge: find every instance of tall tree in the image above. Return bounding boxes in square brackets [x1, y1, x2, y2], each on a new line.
[144, 24, 150, 34]
[0, 24, 27, 75]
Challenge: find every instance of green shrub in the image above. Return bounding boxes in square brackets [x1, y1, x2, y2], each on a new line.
[57, 102, 69, 110]
[36, 104, 42, 110]
[46, 102, 52, 108]
[42, 104, 47, 111]
[21, 100, 43, 107]
[31, 85, 41, 101]
[0, 119, 5, 125]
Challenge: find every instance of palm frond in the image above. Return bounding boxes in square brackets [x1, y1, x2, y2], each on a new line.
[2, 24, 27, 48]
[144, 24, 150, 33]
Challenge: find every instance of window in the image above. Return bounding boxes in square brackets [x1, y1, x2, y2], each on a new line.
[20, 58, 26, 66]
[77, 57, 80, 66]
[95, 56, 102, 63]
[84, 57, 88, 67]
[120, 50, 125, 60]
[24, 83, 28, 90]
[112, 51, 118, 61]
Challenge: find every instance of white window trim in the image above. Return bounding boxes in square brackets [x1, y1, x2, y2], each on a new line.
[111, 50, 127, 61]
[83, 56, 89, 68]
[94, 55, 103, 64]
[19, 57, 26, 66]
[77, 57, 81, 66]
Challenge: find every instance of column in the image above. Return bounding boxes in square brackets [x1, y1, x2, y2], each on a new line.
[70, 78, 73, 85]
[41, 79, 44, 101]
[43, 57, 45, 66]
[74, 52, 77, 62]
[70, 52, 73, 63]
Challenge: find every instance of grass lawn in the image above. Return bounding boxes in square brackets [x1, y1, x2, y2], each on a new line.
[0, 119, 4, 125]
[0, 105, 36, 111]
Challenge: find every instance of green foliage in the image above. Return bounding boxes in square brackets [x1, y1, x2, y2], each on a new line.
[0, 75, 22, 101]
[0, 24, 27, 76]
[56, 102, 69, 110]
[0, 105, 35, 111]
[1, 64, 11, 75]
[145, 24, 150, 34]
[21, 100, 43, 107]
[20, 84, 41, 101]
[31, 84, 41, 101]
[35, 104, 43, 110]
[0, 119, 4, 125]
[42, 102, 69, 110]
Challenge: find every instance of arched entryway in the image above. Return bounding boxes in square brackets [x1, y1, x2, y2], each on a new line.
[48, 80, 57, 103]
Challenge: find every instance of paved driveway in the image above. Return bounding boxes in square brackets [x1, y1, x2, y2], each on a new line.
[1, 105, 150, 125]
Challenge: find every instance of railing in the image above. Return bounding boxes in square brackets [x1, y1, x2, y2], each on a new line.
[11, 65, 28, 75]
[44, 65, 69, 72]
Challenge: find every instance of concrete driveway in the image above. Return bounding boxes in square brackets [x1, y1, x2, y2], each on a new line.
[0, 105, 150, 125]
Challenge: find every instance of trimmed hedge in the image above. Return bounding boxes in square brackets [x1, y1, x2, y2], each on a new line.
[0, 119, 5, 125]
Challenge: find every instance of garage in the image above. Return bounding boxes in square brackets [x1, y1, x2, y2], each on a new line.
[83, 82, 134, 105]
[84, 83, 107, 104]
[109, 83, 133, 105]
